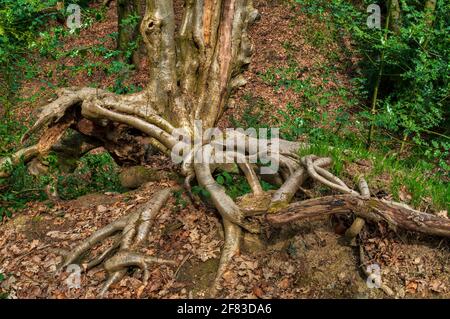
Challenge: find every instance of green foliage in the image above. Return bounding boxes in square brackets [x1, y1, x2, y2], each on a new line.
[57, 152, 124, 200]
[231, 94, 270, 130]
[0, 152, 124, 220]
[172, 189, 188, 211]
[295, 0, 450, 172]
[0, 0, 59, 105]
[0, 0, 143, 106]
[190, 172, 260, 201]
[297, 139, 449, 212]
[0, 159, 48, 220]
[234, 92, 447, 212]
[214, 171, 276, 200]
[191, 185, 211, 198]
[0, 112, 29, 157]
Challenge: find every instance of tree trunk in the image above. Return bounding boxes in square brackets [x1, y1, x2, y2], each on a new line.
[389, 0, 401, 34]
[137, 0, 258, 130]
[117, 0, 146, 67]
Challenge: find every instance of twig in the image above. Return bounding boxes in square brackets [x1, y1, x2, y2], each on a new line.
[174, 254, 191, 280]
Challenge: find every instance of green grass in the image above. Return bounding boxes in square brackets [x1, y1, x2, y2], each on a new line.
[297, 140, 449, 212]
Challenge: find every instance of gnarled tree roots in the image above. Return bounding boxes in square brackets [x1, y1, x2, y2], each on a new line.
[5, 0, 449, 298]
[59, 188, 176, 296]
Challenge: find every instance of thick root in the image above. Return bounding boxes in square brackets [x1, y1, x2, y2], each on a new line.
[21, 87, 101, 144]
[0, 115, 74, 177]
[59, 188, 177, 296]
[194, 144, 256, 232]
[268, 190, 450, 238]
[345, 217, 366, 239]
[268, 156, 332, 212]
[3, 86, 175, 178]
[345, 177, 370, 239]
[0, 146, 39, 177]
[209, 219, 241, 297]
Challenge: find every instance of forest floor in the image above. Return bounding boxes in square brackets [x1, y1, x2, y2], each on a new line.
[0, 179, 449, 299]
[0, 0, 448, 299]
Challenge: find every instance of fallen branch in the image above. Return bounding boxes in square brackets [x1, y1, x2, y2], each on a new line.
[267, 194, 450, 238]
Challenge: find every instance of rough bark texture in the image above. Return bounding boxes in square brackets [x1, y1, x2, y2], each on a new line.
[389, 0, 401, 34]
[267, 195, 450, 238]
[136, 0, 258, 131]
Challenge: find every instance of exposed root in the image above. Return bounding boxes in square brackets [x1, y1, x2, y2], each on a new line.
[269, 156, 331, 212]
[238, 162, 263, 195]
[345, 217, 366, 239]
[184, 173, 199, 207]
[0, 115, 74, 177]
[101, 251, 175, 296]
[194, 145, 271, 296]
[0, 145, 39, 178]
[359, 245, 394, 296]
[59, 188, 176, 296]
[192, 149, 450, 296]
[259, 154, 449, 297]
[194, 144, 257, 233]
[1, 85, 177, 178]
[302, 155, 359, 196]
[345, 177, 370, 239]
[81, 99, 177, 150]
[5, 88, 448, 298]
[21, 87, 102, 144]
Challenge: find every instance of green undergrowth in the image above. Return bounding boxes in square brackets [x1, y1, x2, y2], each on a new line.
[229, 0, 449, 213]
[0, 151, 123, 221]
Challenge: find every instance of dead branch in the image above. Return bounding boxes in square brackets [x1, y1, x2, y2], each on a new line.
[267, 194, 450, 238]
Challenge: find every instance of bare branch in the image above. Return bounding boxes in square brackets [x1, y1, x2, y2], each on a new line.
[267, 195, 450, 238]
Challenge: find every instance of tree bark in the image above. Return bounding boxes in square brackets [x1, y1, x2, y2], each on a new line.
[138, 0, 258, 130]
[389, 0, 401, 34]
[117, 0, 146, 67]
[267, 194, 450, 238]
